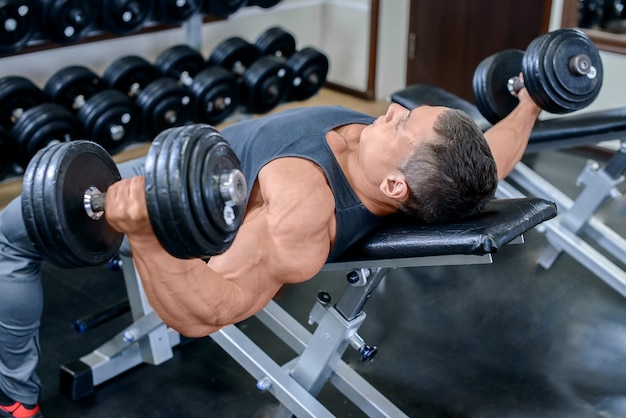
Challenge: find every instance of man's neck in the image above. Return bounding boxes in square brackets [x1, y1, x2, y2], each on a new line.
[327, 124, 398, 216]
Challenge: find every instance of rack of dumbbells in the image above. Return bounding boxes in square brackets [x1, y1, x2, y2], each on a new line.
[0, 0, 330, 182]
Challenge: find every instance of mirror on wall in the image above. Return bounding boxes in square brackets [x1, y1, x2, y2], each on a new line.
[577, 0, 625, 33]
[562, 0, 626, 53]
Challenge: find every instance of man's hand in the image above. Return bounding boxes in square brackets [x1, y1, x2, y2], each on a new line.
[104, 176, 154, 238]
[515, 73, 542, 120]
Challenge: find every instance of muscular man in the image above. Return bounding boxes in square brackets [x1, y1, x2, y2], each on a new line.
[0, 90, 540, 417]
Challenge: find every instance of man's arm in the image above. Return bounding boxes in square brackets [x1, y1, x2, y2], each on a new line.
[104, 159, 335, 338]
[484, 86, 542, 180]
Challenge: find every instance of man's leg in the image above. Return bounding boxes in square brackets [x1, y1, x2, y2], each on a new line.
[0, 155, 146, 407]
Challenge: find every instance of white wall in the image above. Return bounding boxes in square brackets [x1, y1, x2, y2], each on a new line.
[376, 0, 409, 100]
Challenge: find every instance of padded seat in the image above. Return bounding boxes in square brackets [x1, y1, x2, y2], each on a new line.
[334, 198, 556, 262]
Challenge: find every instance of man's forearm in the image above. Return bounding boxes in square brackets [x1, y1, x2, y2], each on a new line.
[128, 235, 246, 337]
[485, 100, 541, 180]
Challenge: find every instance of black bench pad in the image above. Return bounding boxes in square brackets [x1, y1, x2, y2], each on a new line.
[390, 84, 626, 147]
[334, 198, 556, 263]
[390, 84, 492, 131]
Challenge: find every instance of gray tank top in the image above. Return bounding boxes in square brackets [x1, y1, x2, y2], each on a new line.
[221, 106, 382, 261]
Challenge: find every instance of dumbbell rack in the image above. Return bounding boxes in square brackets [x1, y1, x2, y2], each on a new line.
[0, 6, 271, 184]
[0, 4, 331, 186]
[0, 7, 214, 185]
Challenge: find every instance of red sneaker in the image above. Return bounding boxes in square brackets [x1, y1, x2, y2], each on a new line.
[0, 401, 42, 418]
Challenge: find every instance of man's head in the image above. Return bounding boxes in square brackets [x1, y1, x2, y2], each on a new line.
[363, 103, 498, 224]
[399, 106, 498, 223]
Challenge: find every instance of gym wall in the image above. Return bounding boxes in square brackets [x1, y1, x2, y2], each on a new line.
[379, 0, 626, 113]
[2, 1, 625, 109]
[0, 0, 376, 101]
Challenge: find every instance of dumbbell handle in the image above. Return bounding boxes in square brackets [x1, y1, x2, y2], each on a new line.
[84, 187, 106, 220]
[507, 76, 525, 97]
[83, 169, 248, 221]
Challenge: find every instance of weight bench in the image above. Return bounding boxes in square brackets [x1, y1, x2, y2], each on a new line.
[392, 83, 626, 298]
[59, 197, 556, 417]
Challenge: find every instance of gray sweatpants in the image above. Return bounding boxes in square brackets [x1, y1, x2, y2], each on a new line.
[0, 155, 146, 404]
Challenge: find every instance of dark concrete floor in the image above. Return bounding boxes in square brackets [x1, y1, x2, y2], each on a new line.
[35, 148, 626, 417]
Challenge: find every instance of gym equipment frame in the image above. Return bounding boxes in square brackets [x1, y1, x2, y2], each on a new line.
[60, 198, 556, 416]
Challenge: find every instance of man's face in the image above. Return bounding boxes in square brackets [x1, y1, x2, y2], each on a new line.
[360, 104, 446, 175]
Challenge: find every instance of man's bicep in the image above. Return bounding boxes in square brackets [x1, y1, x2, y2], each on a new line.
[210, 209, 328, 296]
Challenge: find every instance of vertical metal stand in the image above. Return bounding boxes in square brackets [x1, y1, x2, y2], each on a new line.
[59, 256, 180, 400]
[183, 13, 203, 50]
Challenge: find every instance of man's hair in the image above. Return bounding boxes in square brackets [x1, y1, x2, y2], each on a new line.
[398, 108, 498, 224]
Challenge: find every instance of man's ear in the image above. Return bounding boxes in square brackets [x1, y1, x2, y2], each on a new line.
[380, 174, 409, 200]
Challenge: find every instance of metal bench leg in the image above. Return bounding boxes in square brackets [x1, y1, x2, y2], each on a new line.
[59, 255, 180, 400]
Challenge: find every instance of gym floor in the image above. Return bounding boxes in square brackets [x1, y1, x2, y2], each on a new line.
[3, 90, 626, 418]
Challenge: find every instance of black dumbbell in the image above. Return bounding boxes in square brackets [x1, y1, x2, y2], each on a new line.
[472, 28, 603, 124]
[103, 55, 196, 139]
[21, 124, 247, 267]
[103, 55, 160, 100]
[201, 0, 247, 17]
[0, 0, 39, 55]
[208, 36, 291, 114]
[255, 26, 329, 102]
[44, 66, 139, 154]
[155, 44, 239, 124]
[40, 0, 100, 44]
[0, 75, 82, 167]
[154, 0, 204, 24]
[99, 0, 153, 35]
[249, 0, 282, 8]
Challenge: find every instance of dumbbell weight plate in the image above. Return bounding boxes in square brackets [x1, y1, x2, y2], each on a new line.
[143, 127, 183, 255]
[472, 49, 525, 125]
[197, 133, 245, 241]
[103, 55, 160, 99]
[155, 44, 206, 86]
[0, 76, 47, 130]
[77, 90, 139, 155]
[101, 0, 153, 35]
[241, 55, 290, 113]
[523, 28, 603, 114]
[22, 140, 123, 268]
[45, 66, 104, 111]
[190, 66, 239, 124]
[154, 0, 203, 23]
[41, 0, 99, 43]
[286, 47, 329, 101]
[202, 0, 247, 17]
[207, 37, 260, 77]
[10, 103, 83, 167]
[22, 144, 65, 264]
[250, 0, 282, 8]
[144, 125, 212, 258]
[185, 128, 224, 248]
[0, 0, 39, 55]
[255, 26, 296, 57]
[135, 77, 195, 138]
